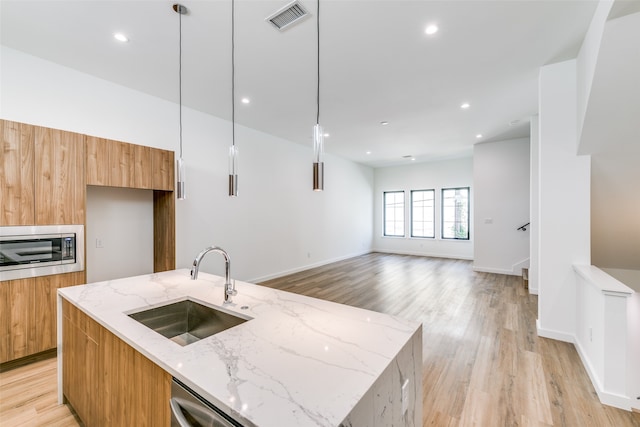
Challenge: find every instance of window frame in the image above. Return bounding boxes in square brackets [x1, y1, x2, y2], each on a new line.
[410, 189, 435, 239]
[441, 187, 470, 240]
[383, 190, 405, 237]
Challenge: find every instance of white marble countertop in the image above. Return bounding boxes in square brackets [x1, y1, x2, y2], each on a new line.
[58, 269, 421, 427]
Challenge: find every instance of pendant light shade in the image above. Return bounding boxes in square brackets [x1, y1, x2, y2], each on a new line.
[229, 0, 238, 197]
[228, 145, 238, 196]
[174, 3, 188, 200]
[313, 123, 324, 191]
[312, 0, 324, 191]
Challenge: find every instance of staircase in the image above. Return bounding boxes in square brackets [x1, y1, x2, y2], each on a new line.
[522, 268, 529, 290]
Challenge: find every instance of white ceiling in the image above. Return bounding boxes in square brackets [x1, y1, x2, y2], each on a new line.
[1, 0, 599, 167]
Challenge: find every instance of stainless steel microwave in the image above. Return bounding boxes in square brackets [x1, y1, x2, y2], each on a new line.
[0, 225, 84, 281]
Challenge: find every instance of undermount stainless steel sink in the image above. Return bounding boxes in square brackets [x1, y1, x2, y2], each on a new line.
[128, 299, 248, 346]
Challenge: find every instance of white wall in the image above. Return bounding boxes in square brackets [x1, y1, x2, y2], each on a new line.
[591, 152, 640, 270]
[86, 187, 154, 283]
[537, 59, 591, 341]
[373, 157, 473, 260]
[529, 115, 540, 294]
[473, 138, 530, 275]
[1, 46, 374, 283]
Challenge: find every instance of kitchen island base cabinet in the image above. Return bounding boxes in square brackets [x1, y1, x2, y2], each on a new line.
[340, 327, 422, 427]
[62, 300, 171, 426]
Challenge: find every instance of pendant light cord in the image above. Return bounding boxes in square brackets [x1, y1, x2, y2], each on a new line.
[178, 7, 183, 159]
[316, 0, 320, 126]
[232, 0, 235, 146]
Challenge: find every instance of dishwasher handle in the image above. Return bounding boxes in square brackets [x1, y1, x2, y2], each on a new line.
[170, 396, 237, 427]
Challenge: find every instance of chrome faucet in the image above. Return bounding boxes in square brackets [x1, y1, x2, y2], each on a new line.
[190, 246, 237, 303]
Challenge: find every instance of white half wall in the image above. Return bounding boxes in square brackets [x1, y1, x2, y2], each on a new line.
[373, 157, 473, 260]
[537, 59, 591, 341]
[473, 138, 530, 276]
[1, 46, 374, 283]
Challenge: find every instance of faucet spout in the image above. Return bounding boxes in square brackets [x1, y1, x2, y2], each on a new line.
[190, 246, 237, 303]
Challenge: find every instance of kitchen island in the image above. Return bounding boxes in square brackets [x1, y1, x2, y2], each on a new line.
[57, 269, 422, 426]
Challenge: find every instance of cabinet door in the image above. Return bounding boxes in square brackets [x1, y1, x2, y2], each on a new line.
[63, 302, 171, 426]
[0, 278, 34, 363]
[1, 120, 35, 226]
[35, 127, 85, 225]
[110, 140, 135, 187]
[34, 271, 86, 354]
[134, 144, 153, 189]
[86, 135, 109, 186]
[63, 300, 101, 426]
[152, 149, 175, 191]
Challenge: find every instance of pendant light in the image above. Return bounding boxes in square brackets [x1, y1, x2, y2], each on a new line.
[174, 3, 188, 200]
[228, 0, 239, 196]
[312, 0, 324, 191]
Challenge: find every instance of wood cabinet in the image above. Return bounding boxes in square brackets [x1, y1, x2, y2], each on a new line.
[0, 272, 85, 363]
[34, 126, 85, 225]
[152, 149, 174, 191]
[1, 120, 35, 226]
[85, 136, 171, 191]
[63, 301, 171, 426]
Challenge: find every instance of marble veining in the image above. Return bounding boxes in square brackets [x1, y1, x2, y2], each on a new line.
[58, 269, 421, 427]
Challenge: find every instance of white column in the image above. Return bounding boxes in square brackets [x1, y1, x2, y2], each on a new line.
[537, 60, 591, 341]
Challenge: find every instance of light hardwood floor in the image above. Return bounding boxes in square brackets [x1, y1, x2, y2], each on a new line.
[1, 253, 638, 426]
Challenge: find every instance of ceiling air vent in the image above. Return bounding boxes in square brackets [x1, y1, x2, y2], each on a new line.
[266, 0, 310, 31]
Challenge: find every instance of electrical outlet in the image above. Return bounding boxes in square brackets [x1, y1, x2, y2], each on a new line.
[589, 327, 593, 342]
[96, 238, 104, 248]
[401, 378, 409, 414]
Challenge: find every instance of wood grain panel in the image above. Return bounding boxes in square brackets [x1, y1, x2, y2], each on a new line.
[153, 190, 176, 272]
[152, 149, 174, 191]
[33, 272, 86, 355]
[62, 300, 171, 426]
[0, 279, 35, 363]
[0, 120, 34, 225]
[110, 140, 135, 187]
[134, 144, 152, 189]
[85, 135, 109, 186]
[34, 127, 85, 225]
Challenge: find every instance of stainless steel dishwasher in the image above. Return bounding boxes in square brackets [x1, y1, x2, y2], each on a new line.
[170, 378, 243, 427]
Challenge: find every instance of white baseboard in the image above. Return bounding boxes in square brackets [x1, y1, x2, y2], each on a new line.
[536, 319, 575, 343]
[574, 337, 633, 410]
[528, 286, 539, 295]
[472, 266, 520, 276]
[248, 250, 371, 283]
[371, 248, 473, 261]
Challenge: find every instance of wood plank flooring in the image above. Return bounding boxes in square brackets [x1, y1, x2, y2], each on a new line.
[1, 253, 638, 426]
[259, 253, 640, 427]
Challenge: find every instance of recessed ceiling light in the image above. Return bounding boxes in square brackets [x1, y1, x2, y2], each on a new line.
[411, 157, 416, 161]
[425, 24, 439, 35]
[460, 103, 470, 109]
[366, 151, 372, 155]
[476, 134, 483, 138]
[241, 97, 250, 104]
[380, 121, 389, 126]
[323, 133, 330, 137]
[114, 33, 129, 42]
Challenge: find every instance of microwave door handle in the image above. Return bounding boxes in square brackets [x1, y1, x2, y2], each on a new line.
[170, 397, 232, 427]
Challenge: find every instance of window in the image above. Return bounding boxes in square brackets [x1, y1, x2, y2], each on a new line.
[383, 191, 404, 236]
[442, 187, 470, 240]
[411, 190, 435, 238]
